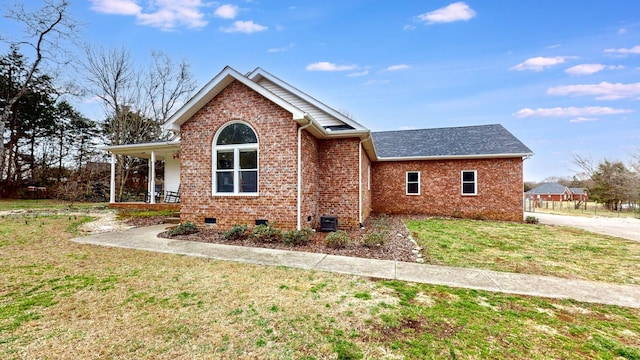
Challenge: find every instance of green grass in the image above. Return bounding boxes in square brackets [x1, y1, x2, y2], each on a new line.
[1, 205, 639, 358]
[407, 218, 640, 284]
[0, 199, 107, 211]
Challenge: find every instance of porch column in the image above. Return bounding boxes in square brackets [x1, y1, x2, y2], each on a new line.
[109, 153, 116, 203]
[149, 151, 156, 204]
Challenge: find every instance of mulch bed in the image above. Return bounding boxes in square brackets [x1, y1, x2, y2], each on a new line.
[128, 214, 419, 262]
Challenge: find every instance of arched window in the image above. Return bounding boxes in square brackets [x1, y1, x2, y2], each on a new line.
[213, 122, 258, 195]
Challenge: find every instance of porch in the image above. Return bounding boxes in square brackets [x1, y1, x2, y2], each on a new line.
[98, 140, 181, 206]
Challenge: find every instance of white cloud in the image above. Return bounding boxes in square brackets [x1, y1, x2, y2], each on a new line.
[403, 24, 416, 31]
[222, 20, 267, 33]
[548, 82, 640, 100]
[514, 106, 633, 118]
[267, 43, 295, 53]
[565, 64, 605, 76]
[90, 0, 208, 30]
[214, 4, 238, 19]
[90, 0, 140, 15]
[569, 117, 598, 123]
[347, 70, 369, 77]
[618, 28, 627, 35]
[418, 2, 476, 24]
[306, 62, 357, 71]
[510, 56, 572, 71]
[604, 45, 640, 55]
[384, 64, 410, 71]
[565, 64, 624, 76]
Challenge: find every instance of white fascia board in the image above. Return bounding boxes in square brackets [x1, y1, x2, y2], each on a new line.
[98, 141, 180, 153]
[248, 67, 368, 131]
[375, 153, 534, 162]
[164, 66, 307, 132]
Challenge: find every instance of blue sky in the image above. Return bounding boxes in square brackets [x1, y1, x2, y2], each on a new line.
[3, 1, 640, 181]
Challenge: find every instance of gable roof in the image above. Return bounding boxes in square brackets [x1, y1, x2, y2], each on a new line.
[164, 66, 308, 132]
[164, 66, 366, 135]
[372, 124, 533, 160]
[247, 67, 367, 131]
[525, 182, 569, 195]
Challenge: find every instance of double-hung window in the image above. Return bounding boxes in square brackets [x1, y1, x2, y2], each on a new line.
[461, 170, 477, 195]
[406, 171, 420, 195]
[213, 122, 258, 195]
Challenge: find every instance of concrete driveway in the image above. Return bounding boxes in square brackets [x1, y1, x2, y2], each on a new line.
[526, 212, 640, 242]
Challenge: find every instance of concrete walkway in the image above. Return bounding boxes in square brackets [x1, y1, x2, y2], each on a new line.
[72, 225, 640, 309]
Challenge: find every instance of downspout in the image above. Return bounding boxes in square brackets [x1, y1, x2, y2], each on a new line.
[358, 134, 371, 226]
[297, 119, 313, 230]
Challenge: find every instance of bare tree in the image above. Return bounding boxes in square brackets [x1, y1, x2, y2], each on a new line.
[82, 46, 195, 200]
[146, 50, 197, 127]
[571, 153, 595, 178]
[0, 0, 77, 189]
[83, 46, 138, 146]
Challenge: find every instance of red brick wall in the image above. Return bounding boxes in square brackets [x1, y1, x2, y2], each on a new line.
[317, 138, 361, 229]
[179, 80, 299, 229]
[300, 129, 320, 229]
[371, 158, 524, 221]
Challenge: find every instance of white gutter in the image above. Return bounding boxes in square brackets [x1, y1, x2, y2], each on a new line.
[297, 116, 313, 230]
[375, 153, 534, 161]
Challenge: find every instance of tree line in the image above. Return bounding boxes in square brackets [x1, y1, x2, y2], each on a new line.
[0, 0, 195, 200]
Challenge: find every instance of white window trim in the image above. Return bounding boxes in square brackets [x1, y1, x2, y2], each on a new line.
[406, 171, 420, 195]
[461, 170, 477, 196]
[212, 121, 259, 196]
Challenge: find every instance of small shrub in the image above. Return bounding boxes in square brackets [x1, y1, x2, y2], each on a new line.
[252, 224, 282, 243]
[371, 214, 391, 231]
[168, 222, 198, 236]
[282, 228, 314, 246]
[525, 216, 539, 224]
[363, 231, 386, 247]
[325, 230, 351, 249]
[223, 224, 249, 240]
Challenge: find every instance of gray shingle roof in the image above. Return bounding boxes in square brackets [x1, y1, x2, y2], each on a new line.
[525, 182, 567, 195]
[569, 187, 587, 195]
[371, 124, 533, 159]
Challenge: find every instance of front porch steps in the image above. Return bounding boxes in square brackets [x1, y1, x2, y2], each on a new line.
[165, 216, 181, 224]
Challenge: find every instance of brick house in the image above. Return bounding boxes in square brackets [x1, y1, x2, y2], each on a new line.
[101, 66, 533, 229]
[525, 182, 588, 206]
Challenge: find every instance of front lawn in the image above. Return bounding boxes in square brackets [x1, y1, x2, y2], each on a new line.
[407, 218, 640, 285]
[0, 210, 639, 358]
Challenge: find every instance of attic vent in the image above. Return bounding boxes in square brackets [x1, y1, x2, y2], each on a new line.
[320, 216, 338, 232]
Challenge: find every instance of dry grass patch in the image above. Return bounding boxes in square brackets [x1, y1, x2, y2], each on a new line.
[2, 212, 640, 359]
[407, 217, 640, 284]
